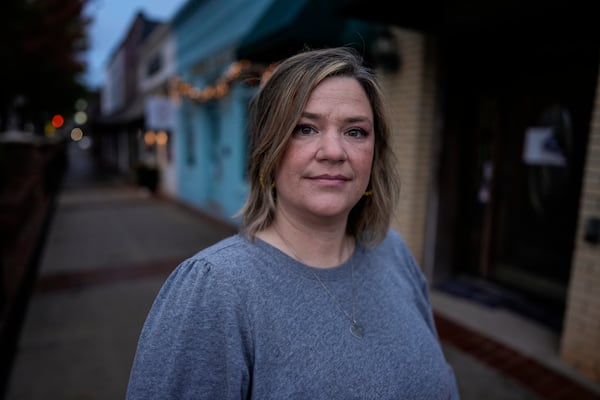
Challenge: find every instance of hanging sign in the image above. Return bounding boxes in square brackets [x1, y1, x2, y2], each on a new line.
[145, 96, 175, 131]
[522, 127, 566, 166]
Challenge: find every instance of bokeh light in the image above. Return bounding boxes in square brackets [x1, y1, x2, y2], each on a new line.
[156, 131, 168, 146]
[75, 98, 88, 111]
[70, 127, 83, 141]
[44, 122, 56, 136]
[78, 136, 92, 150]
[51, 114, 64, 128]
[144, 131, 156, 146]
[74, 111, 88, 125]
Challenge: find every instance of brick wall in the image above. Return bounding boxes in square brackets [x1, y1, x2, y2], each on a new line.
[560, 66, 600, 382]
[379, 27, 437, 269]
[378, 23, 600, 387]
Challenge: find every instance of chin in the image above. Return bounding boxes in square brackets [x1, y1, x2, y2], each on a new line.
[304, 203, 355, 220]
[288, 193, 362, 219]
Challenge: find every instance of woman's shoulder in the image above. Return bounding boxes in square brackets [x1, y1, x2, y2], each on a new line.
[189, 233, 249, 260]
[157, 234, 260, 302]
[180, 234, 259, 276]
[379, 228, 410, 252]
[371, 228, 424, 276]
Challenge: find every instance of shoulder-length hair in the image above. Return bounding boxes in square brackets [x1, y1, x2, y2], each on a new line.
[238, 46, 401, 246]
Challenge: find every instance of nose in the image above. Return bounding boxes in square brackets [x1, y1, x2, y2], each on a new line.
[316, 132, 347, 162]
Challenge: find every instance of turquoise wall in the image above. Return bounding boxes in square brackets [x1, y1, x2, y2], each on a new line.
[172, 0, 273, 223]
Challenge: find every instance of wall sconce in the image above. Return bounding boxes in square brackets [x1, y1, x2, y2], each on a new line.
[144, 131, 156, 146]
[371, 28, 401, 73]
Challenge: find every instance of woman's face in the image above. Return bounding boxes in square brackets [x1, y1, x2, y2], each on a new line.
[274, 76, 375, 225]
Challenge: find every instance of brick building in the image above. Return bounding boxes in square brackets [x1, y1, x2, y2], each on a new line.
[341, 2, 600, 382]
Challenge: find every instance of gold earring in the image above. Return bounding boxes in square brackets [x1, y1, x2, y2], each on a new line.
[259, 173, 276, 189]
[364, 189, 373, 196]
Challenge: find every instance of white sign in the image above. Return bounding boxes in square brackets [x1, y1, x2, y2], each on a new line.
[522, 127, 566, 166]
[145, 96, 175, 131]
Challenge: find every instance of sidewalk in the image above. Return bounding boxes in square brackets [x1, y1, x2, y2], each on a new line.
[3, 142, 600, 399]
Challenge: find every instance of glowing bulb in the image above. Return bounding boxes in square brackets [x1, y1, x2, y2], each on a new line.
[70, 127, 83, 141]
[156, 131, 168, 146]
[74, 111, 87, 125]
[51, 114, 64, 128]
[144, 131, 156, 146]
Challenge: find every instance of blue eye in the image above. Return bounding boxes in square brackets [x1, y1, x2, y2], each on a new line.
[293, 125, 316, 136]
[347, 128, 367, 138]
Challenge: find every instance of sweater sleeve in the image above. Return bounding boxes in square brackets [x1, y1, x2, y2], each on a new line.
[126, 257, 253, 400]
[389, 230, 461, 400]
[389, 230, 440, 338]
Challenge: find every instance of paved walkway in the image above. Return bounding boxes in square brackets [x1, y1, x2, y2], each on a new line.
[3, 141, 600, 399]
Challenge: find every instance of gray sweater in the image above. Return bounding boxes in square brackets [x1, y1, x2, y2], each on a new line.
[126, 229, 460, 399]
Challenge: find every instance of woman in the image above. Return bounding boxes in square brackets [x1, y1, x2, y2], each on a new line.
[126, 46, 460, 399]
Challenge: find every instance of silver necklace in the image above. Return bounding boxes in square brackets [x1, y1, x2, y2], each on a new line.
[273, 226, 364, 339]
[309, 264, 364, 338]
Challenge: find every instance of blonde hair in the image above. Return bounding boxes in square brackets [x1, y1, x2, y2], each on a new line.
[238, 46, 401, 246]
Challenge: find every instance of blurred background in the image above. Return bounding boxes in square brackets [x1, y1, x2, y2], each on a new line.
[0, 0, 599, 398]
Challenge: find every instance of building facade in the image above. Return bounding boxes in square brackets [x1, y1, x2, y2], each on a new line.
[95, 11, 163, 176]
[137, 23, 177, 195]
[334, 0, 600, 382]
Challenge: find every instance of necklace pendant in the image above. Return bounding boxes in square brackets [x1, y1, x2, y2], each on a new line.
[350, 322, 364, 338]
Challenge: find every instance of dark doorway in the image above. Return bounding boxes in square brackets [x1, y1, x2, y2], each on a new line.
[434, 29, 598, 331]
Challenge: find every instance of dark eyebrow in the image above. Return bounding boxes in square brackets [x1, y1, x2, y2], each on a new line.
[300, 111, 321, 121]
[300, 111, 372, 125]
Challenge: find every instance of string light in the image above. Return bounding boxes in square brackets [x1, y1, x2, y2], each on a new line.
[170, 60, 278, 104]
[156, 131, 168, 146]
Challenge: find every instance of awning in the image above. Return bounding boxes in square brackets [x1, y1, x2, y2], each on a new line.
[237, 0, 379, 63]
[338, 0, 600, 36]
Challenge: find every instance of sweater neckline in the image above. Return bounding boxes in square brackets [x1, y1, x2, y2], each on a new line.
[252, 236, 366, 282]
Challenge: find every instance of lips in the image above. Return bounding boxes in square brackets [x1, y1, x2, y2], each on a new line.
[309, 174, 350, 181]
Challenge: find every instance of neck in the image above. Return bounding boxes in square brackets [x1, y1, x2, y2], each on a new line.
[260, 214, 354, 268]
